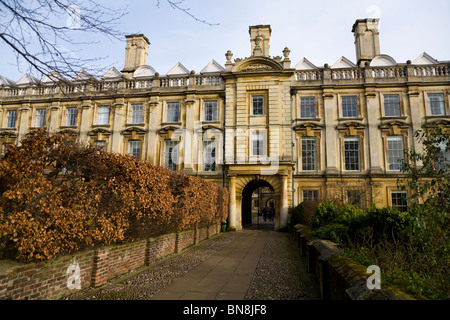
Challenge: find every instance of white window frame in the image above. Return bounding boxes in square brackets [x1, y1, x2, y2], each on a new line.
[302, 190, 319, 202]
[97, 106, 110, 125]
[131, 104, 143, 124]
[128, 140, 141, 159]
[384, 94, 401, 117]
[300, 97, 316, 119]
[6, 110, 17, 128]
[252, 96, 264, 116]
[251, 130, 266, 157]
[434, 137, 450, 170]
[203, 140, 216, 172]
[35, 109, 46, 127]
[341, 96, 358, 118]
[166, 102, 180, 123]
[344, 137, 361, 171]
[428, 93, 445, 116]
[301, 137, 317, 171]
[66, 107, 77, 126]
[391, 190, 408, 212]
[387, 136, 404, 171]
[164, 140, 178, 171]
[204, 101, 218, 122]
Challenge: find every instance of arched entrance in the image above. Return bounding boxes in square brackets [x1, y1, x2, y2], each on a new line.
[241, 179, 276, 230]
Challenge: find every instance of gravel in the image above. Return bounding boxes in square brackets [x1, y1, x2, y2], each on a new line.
[68, 230, 320, 300]
[244, 230, 320, 300]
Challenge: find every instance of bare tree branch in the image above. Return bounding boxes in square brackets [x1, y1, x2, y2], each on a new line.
[0, 0, 128, 80]
[157, 0, 219, 26]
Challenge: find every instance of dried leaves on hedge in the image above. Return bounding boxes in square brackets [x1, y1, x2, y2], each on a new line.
[0, 129, 229, 261]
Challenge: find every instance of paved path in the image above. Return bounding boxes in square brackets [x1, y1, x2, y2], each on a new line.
[72, 229, 320, 301]
[151, 230, 268, 300]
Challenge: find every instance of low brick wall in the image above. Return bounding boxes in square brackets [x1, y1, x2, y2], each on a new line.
[0, 223, 220, 300]
[292, 224, 415, 300]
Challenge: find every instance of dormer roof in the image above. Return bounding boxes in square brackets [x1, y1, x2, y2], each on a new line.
[133, 65, 156, 78]
[16, 73, 40, 86]
[200, 60, 225, 74]
[166, 62, 190, 76]
[0, 76, 16, 87]
[370, 54, 397, 67]
[102, 67, 122, 80]
[294, 58, 317, 70]
[412, 52, 439, 65]
[331, 56, 357, 68]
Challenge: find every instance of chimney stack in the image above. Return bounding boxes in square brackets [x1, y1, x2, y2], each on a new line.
[352, 19, 380, 67]
[122, 34, 150, 75]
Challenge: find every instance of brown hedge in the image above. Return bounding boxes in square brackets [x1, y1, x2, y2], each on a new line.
[0, 129, 229, 261]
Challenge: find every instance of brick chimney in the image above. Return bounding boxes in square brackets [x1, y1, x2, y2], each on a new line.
[352, 19, 380, 67]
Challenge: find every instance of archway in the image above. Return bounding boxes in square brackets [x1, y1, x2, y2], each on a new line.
[241, 179, 276, 229]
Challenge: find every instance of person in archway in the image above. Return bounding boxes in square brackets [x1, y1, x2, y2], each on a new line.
[268, 202, 275, 222]
[262, 206, 268, 221]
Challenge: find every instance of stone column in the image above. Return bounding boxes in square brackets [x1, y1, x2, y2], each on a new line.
[323, 92, 338, 173]
[228, 175, 237, 230]
[49, 102, 60, 134]
[18, 105, 30, 141]
[365, 92, 383, 173]
[111, 99, 125, 154]
[408, 89, 423, 167]
[280, 173, 289, 229]
[79, 101, 91, 143]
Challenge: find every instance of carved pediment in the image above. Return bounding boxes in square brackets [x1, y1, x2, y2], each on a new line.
[233, 57, 283, 73]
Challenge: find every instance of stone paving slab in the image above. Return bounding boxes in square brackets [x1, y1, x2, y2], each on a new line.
[150, 229, 268, 300]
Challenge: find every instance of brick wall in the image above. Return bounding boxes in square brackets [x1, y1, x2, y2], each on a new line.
[0, 223, 221, 300]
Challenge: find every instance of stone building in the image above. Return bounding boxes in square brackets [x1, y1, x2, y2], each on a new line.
[1, 18, 449, 231]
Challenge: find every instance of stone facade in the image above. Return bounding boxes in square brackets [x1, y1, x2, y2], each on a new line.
[1, 19, 449, 231]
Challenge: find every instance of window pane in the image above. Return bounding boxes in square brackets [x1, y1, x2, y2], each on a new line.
[66, 108, 77, 126]
[435, 137, 450, 170]
[387, 136, 404, 171]
[342, 96, 358, 118]
[204, 101, 218, 121]
[167, 103, 179, 122]
[98, 106, 109, 125]
[252, 132, 264, 156]
[131, 104, 143, 124]
[94, 140, 106, 151]
[203, 140, 216, 172]
[428, 93, 445, 116]
[384, 95, 401, 117]
[128, 140, 141, 159]
[303, 190, 319, 202]
[301, 137, 317, 171]
[252, 96, 264, 115]
[344, 137, 360, 171]
[36, 109, 46, 127]
[165, 140, 178, 171]
[347, 190, 364, 208]
[391, 191, 408, 212]
[6, 110, 17, 128]
[300, 97, 316, 118]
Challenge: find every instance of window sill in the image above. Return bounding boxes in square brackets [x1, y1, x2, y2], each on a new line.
[296, 117, 321, 122]
[161, 122, 182, 126]
[125, 123, 145, 127]
[380, 116, 407, 120]
[60, 125, 78, 129]
[92, 124, 111, 128]
[338, 117, 364, 121]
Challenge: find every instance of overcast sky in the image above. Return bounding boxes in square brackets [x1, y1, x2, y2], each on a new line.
[1, 0, 449, 81]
